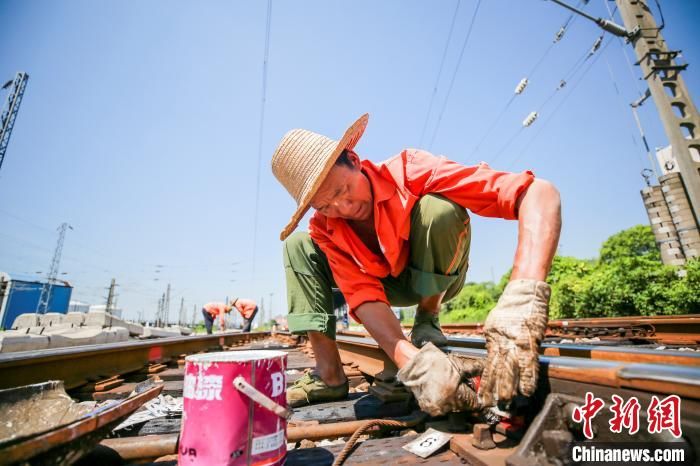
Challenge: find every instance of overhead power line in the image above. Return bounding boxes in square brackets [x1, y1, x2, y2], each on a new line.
[251, 0, 273, 284]
[489, 32, 609, 166]
[418, 0, 462, 148]
[507, 37, 613, 169]
[427, 0, 482, 150]
[469, 0, 591, 160]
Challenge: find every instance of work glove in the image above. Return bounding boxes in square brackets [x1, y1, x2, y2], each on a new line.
[478, 279, 550, 409]
[397, 342, 483, 416]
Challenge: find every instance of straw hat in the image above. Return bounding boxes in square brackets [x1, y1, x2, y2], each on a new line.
[271, 114, 369, 241]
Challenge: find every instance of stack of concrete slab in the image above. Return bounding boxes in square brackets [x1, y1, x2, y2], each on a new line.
[168, 325, 192, 336]
[39, 313, 66, 326]
[11, 314, 39, 329]
[1, 311, 194, 353]
[0, 332, 49, 352]
[85, 310, 144, 337]
[140, 327, 181, 338]
[64, 312, 86, 326]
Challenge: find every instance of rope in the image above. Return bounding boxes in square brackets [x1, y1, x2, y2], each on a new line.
[418, 0, 462, 148]
[427, 0, 482, 150]
[331, 412, 428, 466]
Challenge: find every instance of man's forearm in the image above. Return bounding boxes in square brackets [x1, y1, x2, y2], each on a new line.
[354, 301, 419, 369]
[511, 179, 562, 281]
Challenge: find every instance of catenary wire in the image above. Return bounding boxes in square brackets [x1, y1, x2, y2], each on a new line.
[418, 0, 462, 148]
[251, 0, 273, 284]
[507, 37, 613, 169]
[427, 0, 482, 150]
[469, 0, 592, 159]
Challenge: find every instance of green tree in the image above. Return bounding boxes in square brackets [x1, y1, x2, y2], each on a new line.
[441, 225, 699, 322]
[599, 225, 660, 263]
[441, 282, 498, 323]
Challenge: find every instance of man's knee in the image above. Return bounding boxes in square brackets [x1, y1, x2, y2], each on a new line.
[413, 194, 469, 234]
[284, 231, 313, 257]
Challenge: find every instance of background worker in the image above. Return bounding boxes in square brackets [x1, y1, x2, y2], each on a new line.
[201, 301, 232, 335]
[201, 298, 258, 334]
[231, 297, 259, 332]
[271, 114, 561, 414]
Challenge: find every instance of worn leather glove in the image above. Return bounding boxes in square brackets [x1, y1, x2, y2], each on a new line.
[397, 342, 483, 416]
[478, 279, 550, 409]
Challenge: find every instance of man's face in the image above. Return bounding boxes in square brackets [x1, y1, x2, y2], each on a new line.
[310, 151, 373, 221]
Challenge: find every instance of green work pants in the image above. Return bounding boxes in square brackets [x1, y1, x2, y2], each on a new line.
[283, 194, 471, 340]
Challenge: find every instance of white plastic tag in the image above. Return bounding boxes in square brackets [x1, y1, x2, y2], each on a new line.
[402, 428, 453, 458]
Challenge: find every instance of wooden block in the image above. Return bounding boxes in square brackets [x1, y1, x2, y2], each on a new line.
[156, 368, 185, 381]
[146, 364, 168, 374]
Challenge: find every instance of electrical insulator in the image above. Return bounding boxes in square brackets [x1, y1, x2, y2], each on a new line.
[553, 26, 566, 43]
[522, 111, 538, 127]
[588, 35, 603, 56]
[514, 78, 528, 95]
[557, 80, 567, 90]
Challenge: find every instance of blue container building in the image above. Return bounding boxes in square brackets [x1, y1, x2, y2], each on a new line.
[0, 273, 73, 330]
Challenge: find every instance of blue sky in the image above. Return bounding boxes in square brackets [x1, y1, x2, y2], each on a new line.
[1, 0, 698, 324]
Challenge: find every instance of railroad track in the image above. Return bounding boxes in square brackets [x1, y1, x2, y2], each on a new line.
[396, 313, 700, 344]
[1, 329, 698, 464]
[334, 334, 700, 400]
[0, 330, 287, 391]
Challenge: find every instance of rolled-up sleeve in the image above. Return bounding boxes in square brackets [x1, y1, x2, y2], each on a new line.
[309, 220, 389, 322]
[403, 149, 535, 220]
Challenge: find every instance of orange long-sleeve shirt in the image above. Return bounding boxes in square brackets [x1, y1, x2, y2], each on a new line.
[308, 149, 535, 322]
[203, 302, 230, 326]
[233, 298, 258, 319]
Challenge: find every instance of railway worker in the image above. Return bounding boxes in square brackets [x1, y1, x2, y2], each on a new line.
[202, 298, 258, 334]
[271, 114, 561, 415]
[231, 297, 259, 332]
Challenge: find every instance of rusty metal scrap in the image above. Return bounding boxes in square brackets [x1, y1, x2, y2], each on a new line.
[0, 381, 162, 465]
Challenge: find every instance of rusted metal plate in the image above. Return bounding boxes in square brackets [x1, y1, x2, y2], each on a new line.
[291, 393, 412, 424]
[287, 435, 465, 465]
[0, 381, 162, 466]
[137, 417, 182, 436]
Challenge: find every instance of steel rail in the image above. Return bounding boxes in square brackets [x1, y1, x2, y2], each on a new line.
[399, 314, 700, 341]
[446, 336, 700, 367]
[337, 331, 700, 367]
[335, 335, 700, 400]
[0, 331, 275, 390]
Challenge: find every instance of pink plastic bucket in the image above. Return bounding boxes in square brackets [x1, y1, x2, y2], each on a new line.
[179, 350, 288, 465]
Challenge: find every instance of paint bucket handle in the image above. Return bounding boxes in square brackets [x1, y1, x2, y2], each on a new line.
[233, 376, 292, 419]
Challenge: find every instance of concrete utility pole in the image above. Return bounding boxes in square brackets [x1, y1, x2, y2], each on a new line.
[615, 0, 700, 230]
[178, 297, 185, 326]
[191, 304, 197, 327]
[164, 284, 171, 325]
[106, 278, 117, 314]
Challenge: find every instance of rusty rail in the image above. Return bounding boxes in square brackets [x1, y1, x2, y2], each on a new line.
[0, 331, 276, 390]
[398, 314, 700, 344]
[335, 335, 700, 400]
